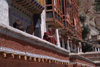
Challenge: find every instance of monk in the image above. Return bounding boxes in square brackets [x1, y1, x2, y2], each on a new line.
[13, 19, 24, 31]
[43, 26, 57, 45]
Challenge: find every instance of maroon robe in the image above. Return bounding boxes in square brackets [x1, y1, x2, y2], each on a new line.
[43, 31, 57, 45]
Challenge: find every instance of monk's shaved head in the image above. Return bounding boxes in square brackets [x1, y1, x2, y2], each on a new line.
[48, 25, 56, 34]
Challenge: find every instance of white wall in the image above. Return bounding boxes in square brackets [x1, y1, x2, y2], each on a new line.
[0, 0, 9, 25]
[41, 10, 46, 38]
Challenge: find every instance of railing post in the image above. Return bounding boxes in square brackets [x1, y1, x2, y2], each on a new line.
[95, 47, 97, 52]
[71, 41, 73, 51]
[41, 10, 46, 38]
[56, 29, 60, 47]
[74, 45, 77, 52]
[67, 37, 70, 51]
[98, 47, 100, 51]
[77, 46, 80, 53]
[62, 39, 65, 48]
[79, 42, 82, 52]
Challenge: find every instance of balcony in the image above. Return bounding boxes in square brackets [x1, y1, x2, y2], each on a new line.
[59, 20, 74, 36]
[45, 0, 64, 28]
[0, 22, 70, 66]
[59, 14, 74, 36]
[0, 22, 70, 55]
[73, 29, 82, 40]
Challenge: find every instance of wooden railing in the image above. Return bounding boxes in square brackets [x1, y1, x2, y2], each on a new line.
[45, 1, 64, 28]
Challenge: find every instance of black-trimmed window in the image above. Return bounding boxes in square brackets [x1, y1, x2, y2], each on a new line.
[66, 22, 68, 27]
[46, 11, 53, 18]
[64, 21, 65, 26]
[58, 15, 60, 22]
[46, 6, 52, 10]
[55, 12, 57, 19]
[46, 0, 52, 5]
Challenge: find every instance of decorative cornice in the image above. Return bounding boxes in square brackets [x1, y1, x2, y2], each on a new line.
[0, 47, 69, 63]
[0, 47, 96, 66]
[69, 53, 95, 64]
[69, 62, 94, 67]
[79, 51, 100, 55]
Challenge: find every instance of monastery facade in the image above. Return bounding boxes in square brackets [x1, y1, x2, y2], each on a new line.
[0, 0, 100, 67]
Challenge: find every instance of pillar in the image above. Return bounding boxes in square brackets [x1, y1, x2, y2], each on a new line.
[62, 39, 65, 48]
[70, 41, 73, 51]
[93, 47, 95, 51]
[77, 46, 80, 53]
[80, 47, 82, 52]
[74, 45, 77, 52]
[67, 37, 70, 51]
[56, 29, 60, 47]
[41, 10, 46, 38]
[79, 42, 82, 52]
[95, 47, 97, 52]
[0, 0, 11, 25]
[98, 47, 100, 51]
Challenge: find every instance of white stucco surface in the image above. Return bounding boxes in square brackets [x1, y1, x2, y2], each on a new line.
[0, 0, 9, 25]
[41, 10, 46, 38]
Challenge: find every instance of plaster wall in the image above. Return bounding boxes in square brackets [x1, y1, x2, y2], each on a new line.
[0, 0, 10, 25]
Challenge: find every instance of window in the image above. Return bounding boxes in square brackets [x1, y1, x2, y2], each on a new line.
[58, 15, 60, 22]
[46, 0, 52, 5]
[46, 6, 52, 10]
[11, 1, 43, 36]
[33, 14, 41, 38]
[46, 11, 53, 18]
[64, 21, 66, 26]
[66, 22, 68, 27]
[11, 10, 33, 34]
[62, 0, 64, 14]
[61, 18, 63, 23]
[74, 30, 75, 34]
[59, 0, 61, 10]
[55, 12, 57, 19]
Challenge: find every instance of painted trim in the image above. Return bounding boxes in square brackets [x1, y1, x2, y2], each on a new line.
[69, 62, 94, 67]
[0, 47, 69, 63]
